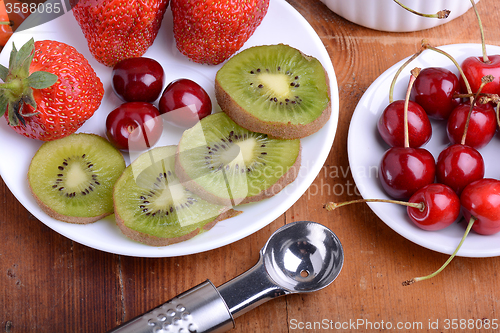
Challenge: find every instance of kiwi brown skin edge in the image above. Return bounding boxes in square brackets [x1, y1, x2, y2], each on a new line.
[215, 62, 331, 140]
[29, 184, 110, 224]
[174, 144, 302, 207]
[114, 208, 242, 246]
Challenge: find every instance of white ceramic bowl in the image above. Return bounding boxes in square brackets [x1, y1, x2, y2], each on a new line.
[320, 0, 479, 32]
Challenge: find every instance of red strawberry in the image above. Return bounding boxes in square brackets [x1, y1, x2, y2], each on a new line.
[0, 39, 104, 141]
[171, 0, 270, 65]
[71, 0, 169, 67]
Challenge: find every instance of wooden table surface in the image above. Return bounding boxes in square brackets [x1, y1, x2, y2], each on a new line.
[2, 0, 500, 332]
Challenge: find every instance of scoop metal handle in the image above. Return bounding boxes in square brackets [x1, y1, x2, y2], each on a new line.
[217, 253, 288, 319]
[106, 257, 285, 333]
[107, 280, 234, 333]
[107, 221, 343, 333]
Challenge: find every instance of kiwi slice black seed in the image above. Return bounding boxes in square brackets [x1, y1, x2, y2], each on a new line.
[113, 145, 241, 246]
[175, 112, 301, 206]
[215, 43, 331, 139]
[28, 133, 126, 224]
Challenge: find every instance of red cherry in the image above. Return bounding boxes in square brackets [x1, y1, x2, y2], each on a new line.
[325, 183, 459, 232]
[436, 144, 484, 195]
[112, 57, 165, 102]
[446, 102, 496, 149]
[410, 67, 460, 120]
[460, 55, 500, 95]
[407, 183, 460, 231]
[105, 102, 163, 151]
[377, 100, 432, 148]
[159, 78, 212, 128]
[402, 177, 497, 286]
[461, 178, 500, 235]
[402, 176, 493, 286]
[379, 147, 436, 200]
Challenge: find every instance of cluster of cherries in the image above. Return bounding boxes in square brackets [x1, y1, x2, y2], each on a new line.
[326, 0, 500, 284]
[377, 42, 500, 284]
[377, 65, 499, 233]
[105, 57, 212, 151]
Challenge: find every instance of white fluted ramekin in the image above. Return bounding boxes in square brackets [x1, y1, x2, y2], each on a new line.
[320, 0, 479, 32]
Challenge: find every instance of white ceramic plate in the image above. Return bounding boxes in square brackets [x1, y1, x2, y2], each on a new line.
[0, 0, 339, 257]
[348, 43, 500, 258]
[320, 0, 478, 32]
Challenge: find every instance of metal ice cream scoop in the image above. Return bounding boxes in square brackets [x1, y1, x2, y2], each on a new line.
[108, 220, 344, 333]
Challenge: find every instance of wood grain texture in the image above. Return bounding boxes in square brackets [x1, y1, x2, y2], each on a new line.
[2, 0, 500, 332]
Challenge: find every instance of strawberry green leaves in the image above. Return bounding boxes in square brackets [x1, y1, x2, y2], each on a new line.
[0, 38, 57, 126]
[0, 63, 8, 81]
[26, 71, 58, 89]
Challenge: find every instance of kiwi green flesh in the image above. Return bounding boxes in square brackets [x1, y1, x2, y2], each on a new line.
[28, 133, 125, 222]
[176, 112, 301, 205]
[113, 146, 234, 241]
[216, 44, 330, 125]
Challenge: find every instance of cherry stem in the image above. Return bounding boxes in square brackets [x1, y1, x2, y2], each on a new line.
[403, 68, 420, 148]
[393, 0, 450, 19]
[324, 198, 424, 212]
[422, 41, 473, 101]
[461, 75, 493, 145]
[402, 216, 477, 286]
[497, 101, 500, 130]
[469, 0, 489, 63]
[455, 93, 500, 106]
[454, 92, 486, 100]
[389, 47, 425, 104]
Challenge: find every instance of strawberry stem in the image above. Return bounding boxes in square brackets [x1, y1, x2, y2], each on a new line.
[0, 78, 23, 96]
[402, 216, 476, 286]
[469, 0, 489, 63]
[393, 0, 450, 19]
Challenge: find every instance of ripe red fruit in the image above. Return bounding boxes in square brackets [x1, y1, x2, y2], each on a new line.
[106, 102, 163, 151]
[171, 0, 270, 65]
[457, 0, 500, 96]
[377, 100, 432, 148]
[402, 178, 496, 286]
[407, 183, 460, 231]
[112, 57, 165, 103]
[461, 178, 500, 235]
[460, 55, 500, 95]
[446, 102, 496, 149]
[0, 39, 104, 141]
[159, 78, 212, 128]
[0, 0, 13, 48]
[410, 67, 460, 120]
[379, 147, 436, 200]
[436, 144, 484, 195]
[71, 0, 170, 67]
[379, 68, 436, 200]
[324, 184, 459, 232]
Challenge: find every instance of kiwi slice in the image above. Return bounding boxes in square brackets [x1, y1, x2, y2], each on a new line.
[113, 145, 241, 246]
[28, 133, 126, 224]
[215, 44, 331, 139]
[175, 112, 301, 206]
